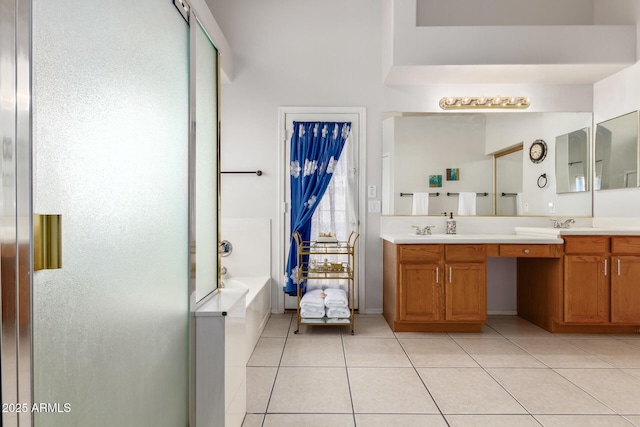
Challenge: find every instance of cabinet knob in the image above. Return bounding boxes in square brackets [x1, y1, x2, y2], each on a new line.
[523, 249, 530, 254]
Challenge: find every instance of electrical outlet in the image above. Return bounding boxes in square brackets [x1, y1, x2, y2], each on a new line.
[367, 185, 377, 198]
[524, 203, 529, 213]
[548, 202, 555, 213]
[368, 200, 381, 213]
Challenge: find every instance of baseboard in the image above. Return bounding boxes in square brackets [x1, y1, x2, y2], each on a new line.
[488, 310, 518, 316]
[363, 308, 383, 315]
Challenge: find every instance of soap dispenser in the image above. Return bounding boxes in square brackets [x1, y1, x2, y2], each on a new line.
[446, 212, 457, 235]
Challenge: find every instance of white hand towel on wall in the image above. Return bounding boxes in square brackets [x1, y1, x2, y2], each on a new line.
[516, 192, 524, 215]
[458, 192, 477, 215]
[411, 192, 429, 215]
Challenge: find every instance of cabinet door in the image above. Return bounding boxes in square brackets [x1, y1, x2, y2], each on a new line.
[399, 262, 443, 322]
[564, 255, 609, 323]
[611, 256, 640, 324]
[445, 262, 486, 322]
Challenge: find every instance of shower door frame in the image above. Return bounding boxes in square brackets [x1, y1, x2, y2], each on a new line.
[0, 0, 33, 425]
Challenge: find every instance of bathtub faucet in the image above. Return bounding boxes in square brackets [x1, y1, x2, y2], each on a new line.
[219, 240, 233, 257]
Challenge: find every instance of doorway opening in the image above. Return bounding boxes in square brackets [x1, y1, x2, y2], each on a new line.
[278, 108, 366, 313]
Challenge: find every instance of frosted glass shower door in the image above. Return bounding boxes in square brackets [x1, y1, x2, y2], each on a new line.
[32, 1, 190, 426]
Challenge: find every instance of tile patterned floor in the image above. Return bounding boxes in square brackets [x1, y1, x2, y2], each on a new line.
[243, 314, 640, 427]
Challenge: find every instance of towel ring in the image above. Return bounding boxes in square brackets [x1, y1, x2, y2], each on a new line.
[537, 173, 548, 188]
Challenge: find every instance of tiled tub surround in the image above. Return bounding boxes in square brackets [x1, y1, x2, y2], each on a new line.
[243, 313, 640, 427]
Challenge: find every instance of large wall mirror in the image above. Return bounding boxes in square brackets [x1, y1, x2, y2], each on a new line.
[382, 112, 593, 217]
[595, 111, 639, 190]
[556, 128, 589, 193]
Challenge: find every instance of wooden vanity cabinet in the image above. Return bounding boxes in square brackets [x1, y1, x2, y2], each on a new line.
[398, 246, 443, 322]
[445, 245, 487, 322]
[563, 236, 610, 324]
[383, 241, 486, 332]
[611, 237, 640, 324]
[563, 236, 640, 326]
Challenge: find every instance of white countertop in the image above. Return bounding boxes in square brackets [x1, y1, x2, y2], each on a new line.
[195, 287, 249, 317]
[380, 233, 563, 244]
[515, 227, 640, 236]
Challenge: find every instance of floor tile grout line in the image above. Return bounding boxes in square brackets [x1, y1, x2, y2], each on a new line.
[395, 330, 450, 425]
[340, 327, 359, 427]
[494, 322, 640, 418]
[550, 367, 627, 417]
[488, 319, 628, 418]
[453, 322, 534, 417]
[259, 314, 294, 427]
[504, 333, 616, 369]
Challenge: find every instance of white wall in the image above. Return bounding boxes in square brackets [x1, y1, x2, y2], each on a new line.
[417, 0, 595, 26]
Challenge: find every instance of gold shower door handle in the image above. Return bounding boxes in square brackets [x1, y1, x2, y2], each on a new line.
[34, 214, 62, 271]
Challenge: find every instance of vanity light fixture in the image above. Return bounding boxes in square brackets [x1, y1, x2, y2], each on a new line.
[439, 96, 531, 110]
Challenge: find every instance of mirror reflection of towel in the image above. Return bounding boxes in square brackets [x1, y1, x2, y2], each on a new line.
[516, 192, 524, 215]
[458, 192, 476, 215]
[411, 193, 429, 215]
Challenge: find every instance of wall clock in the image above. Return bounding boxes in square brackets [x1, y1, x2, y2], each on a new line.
[529, 139, 547, 163]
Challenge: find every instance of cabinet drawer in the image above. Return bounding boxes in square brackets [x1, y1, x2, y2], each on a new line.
[445, 245, 486, 262]
[499, 244, 557, 258]
[399, 245, 442, 263]
[611, 237, 640, 254]
[564, 236, 609, 254]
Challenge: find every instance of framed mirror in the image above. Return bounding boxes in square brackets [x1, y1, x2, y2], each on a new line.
[555, 128, 589, 193]
[382, 112, 593, 217]
[595, 111, 639, 190]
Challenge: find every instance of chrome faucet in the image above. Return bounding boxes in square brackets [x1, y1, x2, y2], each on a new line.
[412, 225, 435, 235]
[551, 218, 575, 229]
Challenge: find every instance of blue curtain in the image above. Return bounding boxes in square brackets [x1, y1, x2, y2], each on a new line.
[284, 121, 351, 296]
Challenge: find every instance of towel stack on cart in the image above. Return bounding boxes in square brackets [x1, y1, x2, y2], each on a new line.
[300, 288, 349, 319]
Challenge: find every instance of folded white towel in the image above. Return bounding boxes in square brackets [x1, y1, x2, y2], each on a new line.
[411, 192, 429, 215]
[326, 318, 351, 324]
[324, 288, 348, 308]
[300, 288, 325, 310]
[300, 309, 325, 319]
[457, 192, 477, 215]
[326, 307, 351, 318]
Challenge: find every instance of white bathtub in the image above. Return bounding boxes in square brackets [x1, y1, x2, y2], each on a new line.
[223, 276, 271, 362]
